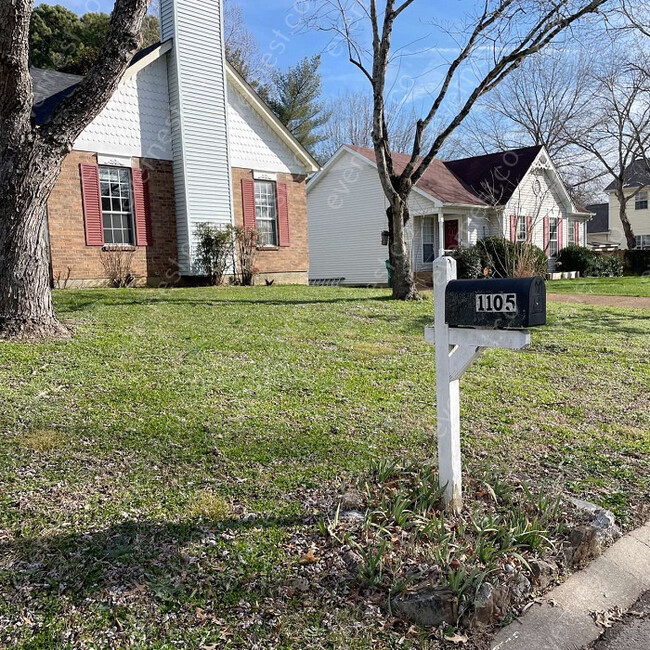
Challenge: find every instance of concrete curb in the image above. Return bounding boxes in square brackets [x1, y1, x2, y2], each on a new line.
[490, 522, 650, 650]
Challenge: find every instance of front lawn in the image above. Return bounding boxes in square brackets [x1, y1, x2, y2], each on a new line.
[547, 275, 650, 296]
[0, 286, 648, 648]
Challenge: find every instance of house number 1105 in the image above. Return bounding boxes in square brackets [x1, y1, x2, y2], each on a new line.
[475, 293, 518, 313]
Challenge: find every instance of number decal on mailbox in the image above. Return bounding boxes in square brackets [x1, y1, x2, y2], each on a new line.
[475, 293, 518, 313]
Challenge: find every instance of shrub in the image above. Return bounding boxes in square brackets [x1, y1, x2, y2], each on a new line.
[624, 249, 650, 275]
[474, 237, 547, 278]
[593, 254, 624, 277]
[450, 246, 484, 279]
[195, 223, 233, 285]
[99, 248, 136, 288]
[556, 245, 596, 276]
[231, 227, 259, 286]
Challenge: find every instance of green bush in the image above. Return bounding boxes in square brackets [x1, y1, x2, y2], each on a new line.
[195, 223, 233, 285]
[473, 237, 548, 278]
[556, 245, 596, 276]
[624, 249, 650, 275]
[449, 246, 483, 279]
[556, 246, 624, 277]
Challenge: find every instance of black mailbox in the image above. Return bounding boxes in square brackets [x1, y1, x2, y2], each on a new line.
[445, 276, 546, 329]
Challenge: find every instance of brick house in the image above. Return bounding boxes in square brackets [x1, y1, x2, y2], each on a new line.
[35, 0, 319, 288]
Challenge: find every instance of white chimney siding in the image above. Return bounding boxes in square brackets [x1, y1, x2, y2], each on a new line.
[160, 0, 233, 274]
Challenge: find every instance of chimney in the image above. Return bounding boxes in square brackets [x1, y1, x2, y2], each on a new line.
[160, 0, 233, 275]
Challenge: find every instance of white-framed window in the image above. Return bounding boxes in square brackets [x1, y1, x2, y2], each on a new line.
[635, 190, 648, 210]
[548, 217, 559, 257]
[635, 234, 650, 249]
[568, 218, 576, 245]
[423, 217, 436, 263]
[254, 180, 278, 246]
[516, 217, 527, 242]
[99, 166, 135, 245]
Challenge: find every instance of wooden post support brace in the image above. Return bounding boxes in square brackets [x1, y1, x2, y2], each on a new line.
[425, 257, 531, 512]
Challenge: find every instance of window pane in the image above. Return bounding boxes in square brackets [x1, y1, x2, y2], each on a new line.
[99, 166, 135, 246]
[254, 180, 278, 246]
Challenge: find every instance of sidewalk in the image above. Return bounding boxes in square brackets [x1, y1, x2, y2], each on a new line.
[490, 522, 650, 650]
[547, 293, 650, 309]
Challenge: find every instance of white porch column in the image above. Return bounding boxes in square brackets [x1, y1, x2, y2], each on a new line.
[437, 208, 445, 258]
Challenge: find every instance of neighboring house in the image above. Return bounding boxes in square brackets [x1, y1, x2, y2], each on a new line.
[36, 0, 319, 288]
[585, 202, 616, 249]
[307, 145, 590, 285]
[592, 160, 650, 250]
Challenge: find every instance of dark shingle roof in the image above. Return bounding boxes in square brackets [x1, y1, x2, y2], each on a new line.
[30, 41, 163, 125]
[586, 202, 609, 233]
[348, 145, 487, 206]
[444, 145, 543, 205]
[604, 159, 650, 191]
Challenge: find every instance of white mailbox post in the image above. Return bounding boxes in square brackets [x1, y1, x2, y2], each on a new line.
[425, 257, 544, 512]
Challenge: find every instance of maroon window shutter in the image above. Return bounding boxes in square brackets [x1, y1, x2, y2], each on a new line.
[526, 216, 533, 243]
[543, 216, 550, 254]
[557, 217, 563, 250]
[80, 164, 104, 246]
[277, 182, 290, 247]
[242, 178, 257, 230]
[574, 221, 580, 245]
[510, 214, 517, 242]
[132, 168, 153, 246]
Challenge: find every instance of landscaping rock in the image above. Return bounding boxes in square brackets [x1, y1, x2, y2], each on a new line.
[569, 497, 622, 546]
[341, 548, 362, 572]
[340, 489, 365, 512]
[391, 584, 457, 627]
[339, 509, 365, 523]
[528, 559, 558, 590]
[473, 583, 511, 627]
[510, 573, 531, 602]
[569, 524, 601, 566]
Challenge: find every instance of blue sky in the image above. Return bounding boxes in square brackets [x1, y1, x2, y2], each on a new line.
[41, 0, 479, 106]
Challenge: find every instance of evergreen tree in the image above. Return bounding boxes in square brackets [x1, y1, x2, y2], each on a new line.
[267, 56, 330, 152]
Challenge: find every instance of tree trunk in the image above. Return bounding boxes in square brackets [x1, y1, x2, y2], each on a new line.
[616, 191, 637, 250]
[387, 196, 420, 300]
[0, 146, 69, 340]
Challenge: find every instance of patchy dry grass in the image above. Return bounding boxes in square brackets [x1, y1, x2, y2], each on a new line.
[0, 285, 648, 648]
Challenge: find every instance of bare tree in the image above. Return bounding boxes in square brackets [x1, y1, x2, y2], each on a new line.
[318, 90, 431, 160]
[565, 47, 650, 249]
[0, 0, 149, 339]
[223, 0, 266, 86]
[308, 0, 610, 299]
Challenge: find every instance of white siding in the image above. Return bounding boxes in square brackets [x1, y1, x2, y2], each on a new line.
[608, 190, 650, 249]
[74, 57, 173, 161]
[307, 151, 435, 285]
[161, 0, 232, 275]
[227, 81, 306, 174]
[503, 167, 572, 250]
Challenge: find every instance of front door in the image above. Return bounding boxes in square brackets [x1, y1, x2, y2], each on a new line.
[444, 220, 459, 249]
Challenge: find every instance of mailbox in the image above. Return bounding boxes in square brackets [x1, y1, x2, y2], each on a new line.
[445, 276, 546, 329]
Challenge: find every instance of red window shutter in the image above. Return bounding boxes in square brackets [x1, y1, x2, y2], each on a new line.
[241, 178, 257, 230]
[526, 216, 533, 243]
[80, 164, 104, 246]
[574, 221, 580, 245]
[510, 214, 517, 242]
[277, 182, 290, 247]
[557, 217, 563, 250]
[543, 216, 550, 254]
[132, 168, 153, 247]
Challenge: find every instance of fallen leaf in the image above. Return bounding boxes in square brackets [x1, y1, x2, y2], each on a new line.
[300, 548, 318, 564]
[445, 632, 468, 644]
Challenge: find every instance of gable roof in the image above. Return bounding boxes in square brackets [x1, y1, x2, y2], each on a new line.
[444, 145, 543, 205]
[604, 158, 650, 191]
[347, 145, 487, 206]
[586, 202, 609, 233]
[30, 41, 319, 173]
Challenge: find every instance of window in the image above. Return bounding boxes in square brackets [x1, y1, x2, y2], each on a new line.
[516, 217, 527, 242]
[568, 218, 575, 245]
[99, 166, 135, 245]
[423, 217, 436, 263]
[635, 235, 650, 249]
[255, 180, 278, 246]
[548, 217, 559, 257]
[635, 191, 648, 210]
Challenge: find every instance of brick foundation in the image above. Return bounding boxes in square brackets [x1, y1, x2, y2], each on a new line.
[47, 151, 179, 287]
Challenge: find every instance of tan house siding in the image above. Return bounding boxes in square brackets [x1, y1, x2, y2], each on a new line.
[608, 190, 650, 249]
[47, 151, 178, 287]
[231, 167, 309, 284]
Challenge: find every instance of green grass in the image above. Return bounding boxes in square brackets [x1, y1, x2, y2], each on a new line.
[0, 285, 649, 648]
[547, 275, 650, 297]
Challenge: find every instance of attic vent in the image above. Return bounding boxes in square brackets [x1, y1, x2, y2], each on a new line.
[539, 155, 548, 165]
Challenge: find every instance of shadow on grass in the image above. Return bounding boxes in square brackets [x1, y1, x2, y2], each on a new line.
[0, 514, 308, 610]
